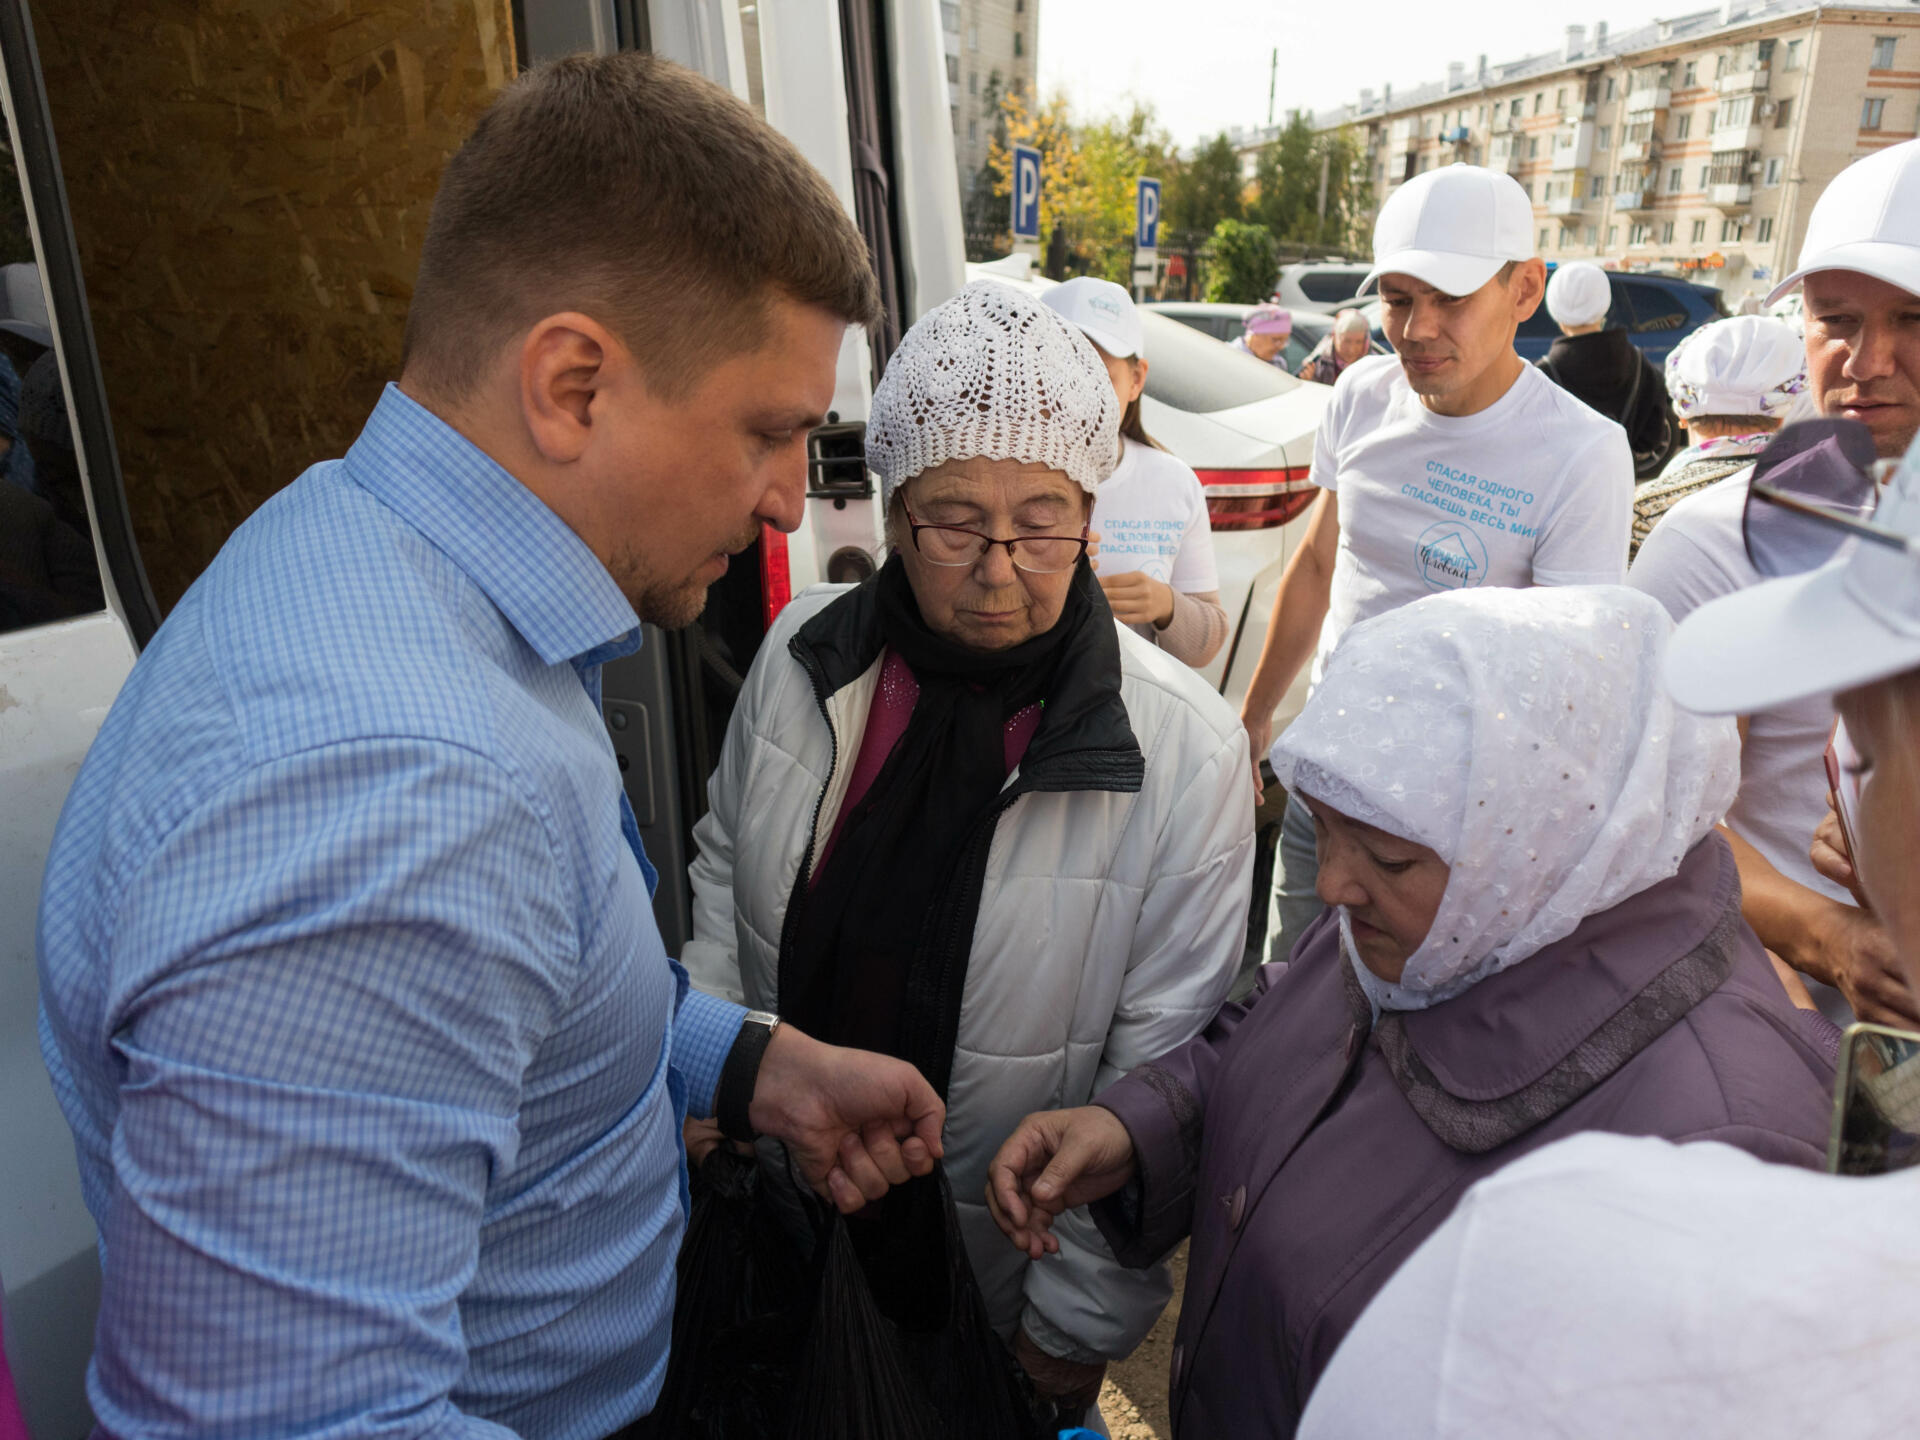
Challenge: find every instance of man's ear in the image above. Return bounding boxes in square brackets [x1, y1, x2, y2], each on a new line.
[1511, 259, 1548, 324]
[519, 312, 621, 464]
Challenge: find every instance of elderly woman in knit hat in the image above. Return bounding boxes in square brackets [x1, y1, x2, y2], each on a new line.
[1536, 260, 1678, 479]
[681, 279, 1253, 1424]
[988, 584, 1837, 1437]
[1233, 302, 1293, 366]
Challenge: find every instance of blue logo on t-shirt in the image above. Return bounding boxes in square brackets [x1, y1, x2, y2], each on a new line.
[1415, 521, 1488, 591]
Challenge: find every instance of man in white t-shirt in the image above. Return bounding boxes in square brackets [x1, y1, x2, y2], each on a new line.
[1630, 139, 1920, 1028]
[1240, 164, 1633, 964]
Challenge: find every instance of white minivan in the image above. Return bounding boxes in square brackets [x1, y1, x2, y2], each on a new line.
[0, 0, 962, 1429]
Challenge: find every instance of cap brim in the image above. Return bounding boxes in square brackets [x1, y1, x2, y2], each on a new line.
[1360, 250, 1507, 300]
[1665, 559, 1920, 714]
[1765, 240, 1920, 307]
[0, 318, 51, 349]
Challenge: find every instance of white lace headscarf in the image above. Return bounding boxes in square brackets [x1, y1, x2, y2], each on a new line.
[864, 280, 1121, 505]
[1271, 585, 1740, 1010]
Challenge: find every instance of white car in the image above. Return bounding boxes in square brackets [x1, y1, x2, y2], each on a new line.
[967, 258, 1326, 724]
[1275, 260, 1374, 315]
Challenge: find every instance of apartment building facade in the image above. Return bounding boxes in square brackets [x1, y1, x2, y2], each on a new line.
[941, 0, 1038, 186]
[1308, 2, 1920, 302]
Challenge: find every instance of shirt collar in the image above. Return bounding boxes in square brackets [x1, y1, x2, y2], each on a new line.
[344, 384, 641, 668]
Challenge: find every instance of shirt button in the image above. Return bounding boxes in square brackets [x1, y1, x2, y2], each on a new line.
[1227, 1184, 1247, 1231]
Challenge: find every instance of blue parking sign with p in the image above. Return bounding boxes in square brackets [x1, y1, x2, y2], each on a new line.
[1136, 177, 1161, 250]
[1012, 144, 1042, 240]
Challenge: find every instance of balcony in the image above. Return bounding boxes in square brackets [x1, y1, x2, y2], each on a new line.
[1717, 65, 1770, 95]
[1613, 185, 1658, 213]
[1551, 120, 1595, 171]
[1710, 119, 1765, 151]
[1616, 136, 1662, 163]
[1548, 193, 1587, 217]
[1625, 85, 1671, 113]
[1710, 180, 1754, 209]
[1488, 137, 1527, 174]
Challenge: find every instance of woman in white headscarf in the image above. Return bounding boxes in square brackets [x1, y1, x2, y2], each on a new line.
[986, 584, 1838, 1439]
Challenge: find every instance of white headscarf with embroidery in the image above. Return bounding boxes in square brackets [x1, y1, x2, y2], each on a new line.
[1271, 585, 1740, 1010]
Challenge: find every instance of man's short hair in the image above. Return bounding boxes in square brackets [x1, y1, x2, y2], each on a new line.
[402, 53, 882, 401]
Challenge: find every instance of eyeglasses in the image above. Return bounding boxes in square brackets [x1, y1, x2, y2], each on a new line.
[900, 502, 1090, 574]
[1744, 418, 1918, 576]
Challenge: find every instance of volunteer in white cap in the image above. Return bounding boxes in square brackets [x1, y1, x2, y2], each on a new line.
[1536, 261, 1677, 479]
[1625, 141, 1920, 1027]
[1300, 405, 1920, 1440]
[1043, 276, 1229, 667]
[1237, 163, 1634, 968]
[682, 279, 1252, 1429]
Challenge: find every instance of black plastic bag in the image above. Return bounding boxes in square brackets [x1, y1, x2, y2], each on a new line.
[645, 1150, 1047, 1440]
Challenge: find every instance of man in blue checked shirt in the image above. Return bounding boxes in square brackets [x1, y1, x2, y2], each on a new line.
[37, 54, 943, 1440]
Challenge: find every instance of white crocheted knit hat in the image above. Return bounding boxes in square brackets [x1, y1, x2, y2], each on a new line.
[865, 279, 1121, 504]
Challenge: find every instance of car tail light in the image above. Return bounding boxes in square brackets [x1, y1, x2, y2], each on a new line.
[1196, 467, 1319, 531]
[760, 522, 793, 629]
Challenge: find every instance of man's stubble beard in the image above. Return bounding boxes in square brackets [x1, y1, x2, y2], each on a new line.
[607, 523, 763, 630]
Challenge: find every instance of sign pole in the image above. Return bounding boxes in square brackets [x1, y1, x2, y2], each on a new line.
[1133, 176, 1161, 302]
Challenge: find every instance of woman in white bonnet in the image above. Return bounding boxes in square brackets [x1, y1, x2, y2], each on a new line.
[679, 279, 1253, 1426]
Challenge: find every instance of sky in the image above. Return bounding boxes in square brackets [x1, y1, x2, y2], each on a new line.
[1037, 0, 1675, 148]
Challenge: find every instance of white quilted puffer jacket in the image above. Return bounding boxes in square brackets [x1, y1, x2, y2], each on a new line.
[682, 582, 1253, 1364]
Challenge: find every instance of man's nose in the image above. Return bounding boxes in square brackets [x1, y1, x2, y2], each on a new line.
[1842, 319, 1898, 384]
[756, 447, 808, 534]
[1402, 299, 1440, 343]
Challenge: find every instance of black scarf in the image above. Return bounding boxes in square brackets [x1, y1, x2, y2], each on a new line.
[780, 554, 1101, 1089]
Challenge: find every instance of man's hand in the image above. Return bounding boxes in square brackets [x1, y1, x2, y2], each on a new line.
[986, 1106, 1137, 1261]
[1098, 571, 1175, 629]
[1812, 799, 1870, 908]
[1809, 903, 1920, 1031]
[1240, 704, 1274, 802]
[748, 1025, 944, 1214]
[1013, 1327, 1107, 1416]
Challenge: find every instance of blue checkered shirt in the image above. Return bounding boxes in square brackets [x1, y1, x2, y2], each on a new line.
[38, 384, 746, 1440]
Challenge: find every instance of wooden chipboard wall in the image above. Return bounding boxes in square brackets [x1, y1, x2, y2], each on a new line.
[38, 0, 517, 610]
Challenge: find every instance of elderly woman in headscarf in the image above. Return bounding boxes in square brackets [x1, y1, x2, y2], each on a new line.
[1296, 307, 1372, 386]
[680, 279, 1254, 1424]
[987, 584, 1838, 1438]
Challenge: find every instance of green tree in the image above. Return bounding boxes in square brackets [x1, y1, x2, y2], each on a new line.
[1251, 116, 1375, 254]
[1165, 132, 1243, 241]
[1204, 218, 1279, 302]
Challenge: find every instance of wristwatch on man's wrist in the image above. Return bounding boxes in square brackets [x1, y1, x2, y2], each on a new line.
[715, 1009, 781, 1143]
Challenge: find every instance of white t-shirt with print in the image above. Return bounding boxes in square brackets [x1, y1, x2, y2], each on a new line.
[1628, 471, 1853, 908]
[1308, 353, 1633, 684]
[1091, 437, 1220, 594]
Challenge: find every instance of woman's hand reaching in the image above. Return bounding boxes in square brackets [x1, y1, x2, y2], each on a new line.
[986, 1106, 1138, 1260]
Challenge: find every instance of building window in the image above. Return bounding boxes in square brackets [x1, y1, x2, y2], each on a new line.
[1721, 217, 1744, 243]
[968, 70, 977, 95]
[1784, 38, 1802, 70]
[1630, 222, 1651, 245]
[966, 118, 977, 143]
[1015, 0, 1024, 9]
[1585, 225, 1598, 245]
[1775, 98, 1792, 130]
[968, 24, 978, 50]
[1759, 39, 1776, 65]
[1764, 156, 1782, 186]
[1605, 77, 1617, 101]
[1529, 137, 1540, 158]
[1510, 97, 1524, 120]
[951, 105, 958, 132]
[1873, 36, 1898, 69]
[1863, 97, 1887, 130]
[946, 55, 959, 84]
[1661, 220, 1675, 243]
[1699, 164, 1710, 188]
[1683, 60, 1698, 87]
[1714, 52, 1728, 80]
[940, 1, 959, 31]
[1534, 92, 1545, 114]
[1667, 165, 1683, 193]
[1607, 224, 1620, 247]
[1540, 226, 1553, 250]
[1597, 124, 1611, 151]
[1674, 113, 1692, 140]
[1757, 216, 1774, 242]
[1691, 218, 1708, 243]
[1013, 30, 1024, 57]
[1590, 173, 1607, 198]
[1556, 87, 1567, 111]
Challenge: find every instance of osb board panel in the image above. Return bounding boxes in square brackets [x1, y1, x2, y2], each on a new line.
[37, 0, 516, 611]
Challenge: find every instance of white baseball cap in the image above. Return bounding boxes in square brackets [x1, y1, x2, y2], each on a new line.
[1665, 426, 1920, 714]
[1042, 276, 1143, 360]
[1360, 164, 1536, 299]
[1546, 261, 1612, 328]
[1766, 139, 1920, 306]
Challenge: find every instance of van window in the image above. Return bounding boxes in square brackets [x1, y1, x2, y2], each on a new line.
[1139, 310, 1298, 414]
[0, 127, 100, 637]
[1621, 281, 1689, 333]
[1296, 269, 1367, 304]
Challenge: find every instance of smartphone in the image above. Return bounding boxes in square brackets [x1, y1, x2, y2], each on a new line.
[1825, 719, 1866, 870]
[1827, 1021, 1920, 1175]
